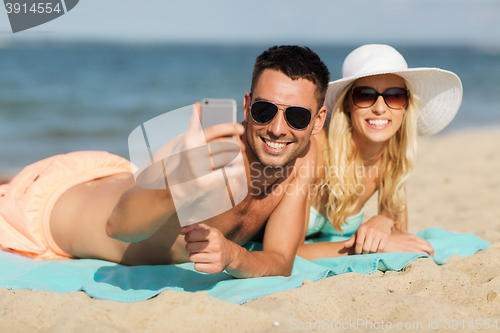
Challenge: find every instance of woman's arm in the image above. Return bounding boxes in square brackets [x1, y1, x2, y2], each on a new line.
[343, 214, 394, 254]
[380, 205, 408, 234]
[297, 223, 433, 260]
[297, 241, 354, 260]
[297, 203, 433, 259]
[379, 205, 434, 255]
[343, 204, 409, 254]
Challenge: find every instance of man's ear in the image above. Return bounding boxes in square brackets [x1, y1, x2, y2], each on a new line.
[311, 106, 327, 135]
[243, 92, 251, 123]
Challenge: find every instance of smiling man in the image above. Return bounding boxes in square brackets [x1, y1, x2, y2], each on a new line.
[0, 45, 329, 278]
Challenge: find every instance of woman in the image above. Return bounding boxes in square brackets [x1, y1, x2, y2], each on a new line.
[297, 44, 463, 259]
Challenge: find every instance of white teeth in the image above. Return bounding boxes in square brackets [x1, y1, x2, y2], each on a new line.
[368, 119, 389, 126]
[265, 139, 287, 149]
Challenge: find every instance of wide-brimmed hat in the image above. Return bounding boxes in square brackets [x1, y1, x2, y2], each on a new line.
[325, 44, 463, 136]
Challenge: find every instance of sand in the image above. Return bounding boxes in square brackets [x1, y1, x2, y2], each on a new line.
[1, 127, 500, 332]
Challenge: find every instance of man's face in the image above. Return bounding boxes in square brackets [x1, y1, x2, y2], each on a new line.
[243, 69, 326, 168]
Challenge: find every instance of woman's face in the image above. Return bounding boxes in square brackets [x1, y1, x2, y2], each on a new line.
[347, 74, 407, 145]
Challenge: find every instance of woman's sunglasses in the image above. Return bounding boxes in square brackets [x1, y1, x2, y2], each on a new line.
[351, 86, 410, 109]
[250, 100, 313, 130]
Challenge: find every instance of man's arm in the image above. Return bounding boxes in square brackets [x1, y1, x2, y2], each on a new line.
[181, 142, 318, 278]
[106, 104, 245, 243]
[183, 174, 312, 278]
[106, 184, 177, 242]
[230, 174, 311, 277]
[180, 185, 307, 278]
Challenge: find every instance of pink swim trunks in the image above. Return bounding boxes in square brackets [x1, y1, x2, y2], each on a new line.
[0, 151, 133, 260]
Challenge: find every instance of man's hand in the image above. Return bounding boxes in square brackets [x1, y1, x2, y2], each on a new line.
[180, 223, 236, 274]
[344, 215, 393, 254]
[382, 233, 435, 256]
[164, 103, 244, 197]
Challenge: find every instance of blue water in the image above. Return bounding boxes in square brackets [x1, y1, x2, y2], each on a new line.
[0, 43, 499, 173]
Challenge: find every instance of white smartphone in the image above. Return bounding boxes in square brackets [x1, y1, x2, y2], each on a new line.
[201, 98, 237, 129]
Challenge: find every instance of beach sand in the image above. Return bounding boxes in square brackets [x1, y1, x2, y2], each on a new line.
[1, 128, 500, 332]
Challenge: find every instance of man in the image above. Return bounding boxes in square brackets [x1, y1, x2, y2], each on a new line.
[1, 45, 329, 278]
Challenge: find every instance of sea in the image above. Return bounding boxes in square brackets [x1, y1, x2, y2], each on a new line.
[0, 42, 499, 174]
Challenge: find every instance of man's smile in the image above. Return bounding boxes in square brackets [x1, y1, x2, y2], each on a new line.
[260, 136, 292, 154]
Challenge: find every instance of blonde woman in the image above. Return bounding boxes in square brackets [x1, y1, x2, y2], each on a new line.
[297, 44, 463, 259]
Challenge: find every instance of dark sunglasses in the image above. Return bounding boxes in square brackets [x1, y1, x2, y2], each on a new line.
[250, 100, 313, 130]
[351, 86, 410, 109]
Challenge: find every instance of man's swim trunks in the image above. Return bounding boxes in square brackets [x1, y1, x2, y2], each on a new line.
[0, 151, 133, 260]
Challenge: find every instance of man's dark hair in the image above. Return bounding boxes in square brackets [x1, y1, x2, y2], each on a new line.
[251, 45, 330, 109]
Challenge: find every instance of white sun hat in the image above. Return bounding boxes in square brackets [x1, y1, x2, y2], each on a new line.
[325, 44, 463, 136]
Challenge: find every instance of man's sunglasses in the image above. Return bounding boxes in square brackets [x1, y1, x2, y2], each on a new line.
[249, 100, 313, 130]
[351, 86, 410, 110]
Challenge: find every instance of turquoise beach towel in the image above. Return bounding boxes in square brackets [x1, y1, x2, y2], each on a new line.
[0, 228, 489, 305]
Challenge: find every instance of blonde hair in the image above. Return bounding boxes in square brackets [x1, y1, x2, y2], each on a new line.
[317, 81, 420, 231]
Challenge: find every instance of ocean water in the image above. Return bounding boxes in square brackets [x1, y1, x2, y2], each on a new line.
[0, 43, 499, 173]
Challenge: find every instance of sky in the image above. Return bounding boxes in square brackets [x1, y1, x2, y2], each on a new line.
[1, 0, 500, 46]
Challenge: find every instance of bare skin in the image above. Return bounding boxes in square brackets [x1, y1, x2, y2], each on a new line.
[0, 177, 12, 186]
[297, 74, 434, 260]
[50, 69, 327, 278]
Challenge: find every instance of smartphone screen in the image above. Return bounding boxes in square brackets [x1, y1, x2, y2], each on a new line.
[201, 99, 237, 129]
